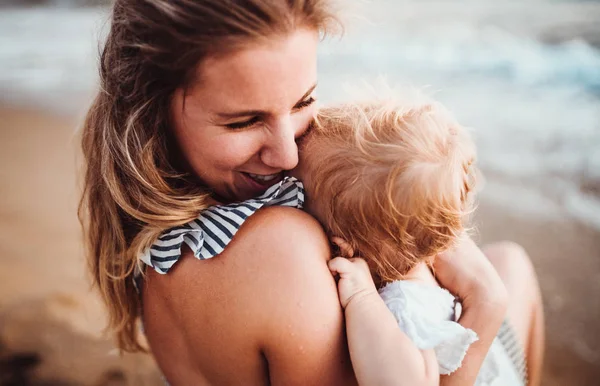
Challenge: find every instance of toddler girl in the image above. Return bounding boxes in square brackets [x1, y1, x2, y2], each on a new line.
[291, 93, 527, 386]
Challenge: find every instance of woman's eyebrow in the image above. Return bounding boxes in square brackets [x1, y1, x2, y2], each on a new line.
[215, 83, 317, 119]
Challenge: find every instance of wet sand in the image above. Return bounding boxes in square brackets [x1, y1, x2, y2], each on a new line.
[0, 106, 598, 385]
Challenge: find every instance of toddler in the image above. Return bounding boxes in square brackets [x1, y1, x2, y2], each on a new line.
[291, 93, 526, 386]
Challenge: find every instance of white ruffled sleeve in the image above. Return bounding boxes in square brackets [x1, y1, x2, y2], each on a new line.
[379, 280, 479, 375]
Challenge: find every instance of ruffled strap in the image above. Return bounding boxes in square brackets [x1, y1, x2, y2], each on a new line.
[379, 280, 479, 375]
[139, 176, 304, 274]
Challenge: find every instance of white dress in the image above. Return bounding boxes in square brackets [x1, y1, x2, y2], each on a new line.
[379, 280, 526, 385]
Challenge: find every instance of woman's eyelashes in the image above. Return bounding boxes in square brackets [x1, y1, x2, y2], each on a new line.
[225, 116, 260, 130]
[223, 96, 316, 130]
[293, 96, 316, 110]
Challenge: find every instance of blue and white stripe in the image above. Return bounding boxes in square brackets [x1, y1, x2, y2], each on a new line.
[139, 176, 305, 274]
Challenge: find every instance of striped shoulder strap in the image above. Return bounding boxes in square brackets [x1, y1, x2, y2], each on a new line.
[139, 176, 304, 274]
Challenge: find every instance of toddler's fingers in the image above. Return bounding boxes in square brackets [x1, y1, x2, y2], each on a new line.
[348, 257, 370, 271]
[328, 256, 355, 275]
[330, 236, 355, 258]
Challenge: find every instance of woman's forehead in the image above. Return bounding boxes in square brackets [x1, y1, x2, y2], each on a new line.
[188, 29, 319, 115]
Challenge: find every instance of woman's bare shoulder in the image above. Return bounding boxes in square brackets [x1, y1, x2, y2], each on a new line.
[240, 205, 328, 242]
[161, 206, 333, 302]
[152, 206, 329, 281]
[230, 205, 331, 259]
[165, 206, 334, 311]
[145, 206, 356, 384]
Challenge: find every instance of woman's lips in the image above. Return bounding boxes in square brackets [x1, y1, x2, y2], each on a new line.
[246, 172, 281, 183]
[238, 171, 284, 197]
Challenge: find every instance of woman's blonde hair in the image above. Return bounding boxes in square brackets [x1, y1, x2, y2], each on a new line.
[301, 95, 477, 284]
[79, 0, 338, 352]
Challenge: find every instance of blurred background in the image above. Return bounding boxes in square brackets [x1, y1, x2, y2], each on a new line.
[0, 0, 598, 385]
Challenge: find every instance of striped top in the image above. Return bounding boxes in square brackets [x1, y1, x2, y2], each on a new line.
[139, 176, 305, 274]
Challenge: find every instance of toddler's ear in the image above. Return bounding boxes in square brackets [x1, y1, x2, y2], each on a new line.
[330, 236, 355, 258]
[329, 240, 341, 257]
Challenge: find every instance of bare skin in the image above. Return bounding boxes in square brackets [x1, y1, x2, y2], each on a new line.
[143, 207, 357, 385]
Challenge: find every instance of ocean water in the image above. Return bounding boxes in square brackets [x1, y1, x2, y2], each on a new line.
[0, 0, 599, 229]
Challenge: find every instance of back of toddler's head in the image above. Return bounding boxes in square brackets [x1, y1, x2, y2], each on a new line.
[297, 94, 478, 283]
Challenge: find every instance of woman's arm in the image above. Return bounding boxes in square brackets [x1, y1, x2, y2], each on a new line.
[329, 257, 439, 386]
[434, 235, 509, 386]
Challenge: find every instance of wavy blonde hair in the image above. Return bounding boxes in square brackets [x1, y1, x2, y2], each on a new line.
[79, 0, 339, 352]
[300, 94, 478, 284]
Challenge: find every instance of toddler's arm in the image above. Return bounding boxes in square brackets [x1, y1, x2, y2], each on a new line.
[328, 255, 439, 386]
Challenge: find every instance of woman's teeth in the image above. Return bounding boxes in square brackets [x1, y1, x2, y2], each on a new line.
[248, 173, 280, 183]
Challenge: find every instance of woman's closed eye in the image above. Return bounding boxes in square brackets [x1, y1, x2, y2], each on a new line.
[293, 96, 316, 110]
[224, 96, 316, 130]
[225, 116, 261, 130]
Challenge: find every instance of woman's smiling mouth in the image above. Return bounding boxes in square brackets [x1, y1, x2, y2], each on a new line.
[237, 172, 285, 198]
[245, 172, 282, 184]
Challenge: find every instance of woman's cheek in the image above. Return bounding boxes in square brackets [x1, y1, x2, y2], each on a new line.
[216, 131, 264, 167]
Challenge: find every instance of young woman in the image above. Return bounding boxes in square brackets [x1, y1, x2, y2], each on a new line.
[79, 1, 543, 384]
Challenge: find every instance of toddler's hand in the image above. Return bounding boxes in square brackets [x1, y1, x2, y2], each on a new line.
[328, 237, 378, 309]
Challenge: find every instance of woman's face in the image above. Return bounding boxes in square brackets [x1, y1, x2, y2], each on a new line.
[170, 29, 319, 202]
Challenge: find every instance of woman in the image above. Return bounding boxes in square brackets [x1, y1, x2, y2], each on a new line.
[79, 0, 544, 385]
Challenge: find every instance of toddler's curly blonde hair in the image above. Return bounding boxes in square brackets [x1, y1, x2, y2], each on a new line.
[298, 95, 477, 284]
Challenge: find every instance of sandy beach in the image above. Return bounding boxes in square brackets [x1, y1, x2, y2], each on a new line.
[0, 106, 599, 385]
[0, 107, 161, 385]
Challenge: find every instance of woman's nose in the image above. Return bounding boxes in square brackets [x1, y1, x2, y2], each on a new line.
[260, 118, 300, 171]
